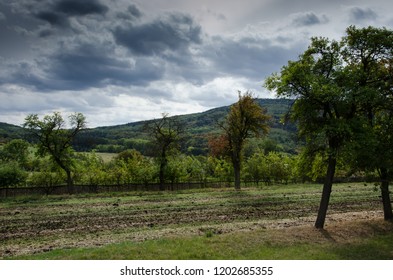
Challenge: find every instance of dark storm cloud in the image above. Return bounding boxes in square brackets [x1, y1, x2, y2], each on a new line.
[34, 0, 108, 27]
[54, 0, 108, 16]
[5, 43, 165, 91]
[45, 44, 165, 90]
[292, 12, 329, 27]
[114, 13, 202, 56]
[36, 11, 69, 27]
[349, 7, 377, 22]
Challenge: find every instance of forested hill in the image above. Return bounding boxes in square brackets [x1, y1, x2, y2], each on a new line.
[74, 98, 298, 155]
[0, 122, 27, 143]
[1, 98, 298, 155]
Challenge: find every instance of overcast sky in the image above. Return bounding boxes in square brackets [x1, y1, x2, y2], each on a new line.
[1, 0, 393, 127]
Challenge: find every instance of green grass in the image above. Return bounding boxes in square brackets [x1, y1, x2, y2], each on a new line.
[12, 225, 393, 260]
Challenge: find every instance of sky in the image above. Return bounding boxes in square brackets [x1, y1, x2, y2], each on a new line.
[1, 0, 393, 128]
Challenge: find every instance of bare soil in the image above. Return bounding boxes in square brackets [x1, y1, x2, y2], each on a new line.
[0, 185, 389, 258]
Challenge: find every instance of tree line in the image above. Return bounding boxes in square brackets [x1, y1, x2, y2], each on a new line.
[0, 125, 302, 190]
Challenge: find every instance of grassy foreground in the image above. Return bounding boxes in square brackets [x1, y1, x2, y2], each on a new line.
[13, 219, 393, 260]
[1, 183, 392, 260]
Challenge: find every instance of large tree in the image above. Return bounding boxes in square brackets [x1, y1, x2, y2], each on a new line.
[342, 26, 393, 220]
[216, 91, 270, 190]
[24, 112, 86, 194]
[145, 113, 185, 190]
[265, 37, 354, 228]
[266, 26, 393, 227]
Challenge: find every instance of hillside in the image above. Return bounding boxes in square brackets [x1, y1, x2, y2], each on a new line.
[74, 98, 298, 155]
[0, 122, 27, 144]
[1, 99, 299, 155]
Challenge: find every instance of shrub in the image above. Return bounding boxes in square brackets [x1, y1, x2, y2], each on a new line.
[0, 162, 27, 187]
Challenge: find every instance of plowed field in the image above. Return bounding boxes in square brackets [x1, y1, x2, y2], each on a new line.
[0, 183, 388, 258]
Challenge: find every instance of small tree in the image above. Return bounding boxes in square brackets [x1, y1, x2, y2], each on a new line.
[23, 112, 86, 194]
[0, 162, 27, 188]
[0, 139, 30, 168]
[145, 113, 184, 190]
[74, 152, 106, 188]
[244, 152, 268, 185]
[216, 91, 270, 190]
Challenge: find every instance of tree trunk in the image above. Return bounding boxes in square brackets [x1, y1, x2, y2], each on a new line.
[380, 168, 393, 221]
[54, 157, 74, 194]
[159, 150, 167, 191]
[66, 169, 74, 195]
[159, 161, 165, 191]
[234, 164, 241, 190]
[233, 155, 241, 190]
[315, 155, 336, 229]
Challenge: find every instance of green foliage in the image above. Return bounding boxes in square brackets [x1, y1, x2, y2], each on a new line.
[23, 112, 86, 191]
[244, 152, 295, 184]
[74, 152, 107, 186]
[296, 151, 326, 182]
[26, 157, 64, 188]
[243, 138, 284, 158]
[216, 91, 271, 189]
[0, 162, 27, 187]
[0, 139, 30, 167]
[207, 157, 233, 182]
[28, 169, 65, 189]
[0, 122, 26, 143]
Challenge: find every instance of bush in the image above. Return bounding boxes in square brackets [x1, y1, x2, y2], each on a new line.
[0, 162, 27, 187]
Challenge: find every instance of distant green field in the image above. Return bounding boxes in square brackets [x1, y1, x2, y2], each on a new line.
[95, 152, 117, 163]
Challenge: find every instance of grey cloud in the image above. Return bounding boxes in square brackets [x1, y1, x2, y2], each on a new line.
[4, 43, 165, 91]
[292, 12, 329, 27]
[0, 21, 36, 61]
[0, 2, 43, 35]
[34, 0, 108, 27]
[114, 13, 202, 56]
[117, 4, 143, 21]
[38, 29, 55, 38]
[44, 44, 165, 90]
[36, 11, 69, 27]
[204, 36, 303, 81]
[5, 62, 47, 90]
[349, 7, 377, 22]
[54, 0, 108, 16]
[206, 8, 226, 21]
[127, 4, 142, 19]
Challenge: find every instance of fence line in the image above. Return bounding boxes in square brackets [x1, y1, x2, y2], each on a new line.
[0, 181, 236, 198]
[0, 176, 379, 198]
